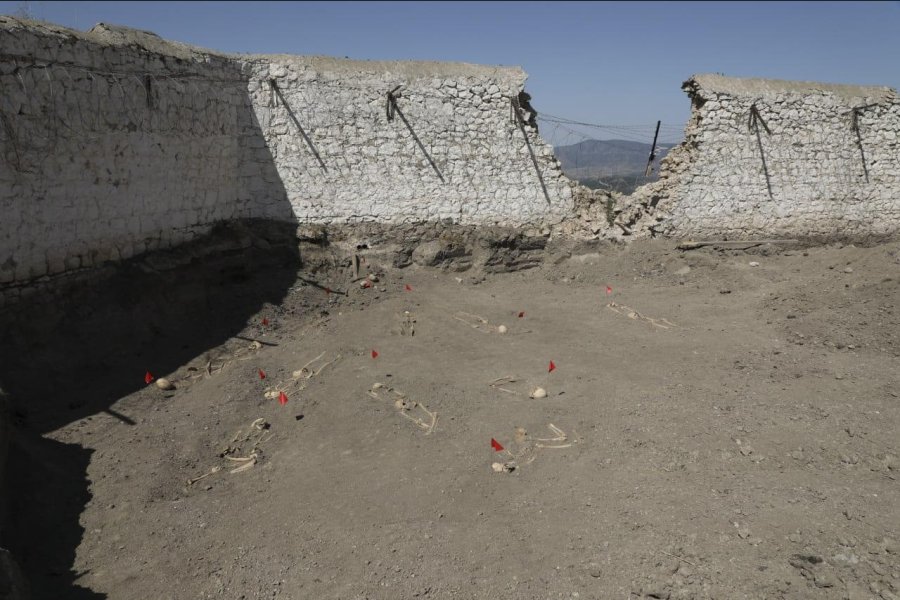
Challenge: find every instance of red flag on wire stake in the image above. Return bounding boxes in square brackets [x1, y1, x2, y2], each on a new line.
[405, 284, 413, 291]
[606, 286, 613, 295]
[371, 350, 379, 359]
[258, 369, 266, 380]
[491, 438, 504, 452]
[278, 391, 288, 405]
[262, 317, 269, 326]
[144, 371, 154, 384]
[518, 311, 525, 318]
[548, 361, 556, 373]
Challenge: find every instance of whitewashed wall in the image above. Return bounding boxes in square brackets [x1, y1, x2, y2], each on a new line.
[630, 75, 900, 238]
[0, 18, 572, 301]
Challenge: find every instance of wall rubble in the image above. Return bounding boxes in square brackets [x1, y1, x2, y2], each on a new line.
[618, 74, 900, 239]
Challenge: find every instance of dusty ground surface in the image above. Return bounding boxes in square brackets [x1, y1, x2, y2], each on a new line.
[3, 237, 899, 600]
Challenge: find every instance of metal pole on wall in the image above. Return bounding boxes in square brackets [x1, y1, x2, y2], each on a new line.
[850, 105, 875, 184]
[511, 97, 551, 206]
[644, 120, 661, 177]
[269, 80, 328, 173]
[749, 104, 773, 200]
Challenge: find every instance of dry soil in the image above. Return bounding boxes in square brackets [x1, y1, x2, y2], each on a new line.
[5, 238, 900, 600]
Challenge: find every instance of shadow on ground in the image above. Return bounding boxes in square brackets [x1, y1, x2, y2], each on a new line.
[0, 221, 301, 599]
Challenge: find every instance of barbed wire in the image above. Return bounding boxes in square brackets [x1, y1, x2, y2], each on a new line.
[539, 111, 683, 131]
[1, 51, 891, 197]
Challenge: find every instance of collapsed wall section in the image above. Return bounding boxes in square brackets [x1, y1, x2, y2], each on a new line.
[622, 74, 900, 239]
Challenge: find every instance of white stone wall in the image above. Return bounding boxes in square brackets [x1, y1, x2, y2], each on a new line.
[642, 75, 900, 238]
[243, 57, 572, 225]
[0, 18, 572, 297]
[0, 19, 277, 294]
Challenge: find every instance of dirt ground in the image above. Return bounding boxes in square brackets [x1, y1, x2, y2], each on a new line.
[4, 237, 900, 600]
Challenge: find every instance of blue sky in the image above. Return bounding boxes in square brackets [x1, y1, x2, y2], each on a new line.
[3, 1, 898, 145]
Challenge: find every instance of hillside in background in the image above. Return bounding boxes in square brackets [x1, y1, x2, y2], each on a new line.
[553, 139, 674, 194]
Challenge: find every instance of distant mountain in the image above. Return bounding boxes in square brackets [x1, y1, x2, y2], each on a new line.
[553, 139, 673, 189]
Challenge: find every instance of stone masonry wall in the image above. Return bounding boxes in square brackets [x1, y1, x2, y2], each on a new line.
[0, 18, 572, 303]
[243, 56, 572, 225]
[622, 74, 900, 239]
[0, 18, 289, 304]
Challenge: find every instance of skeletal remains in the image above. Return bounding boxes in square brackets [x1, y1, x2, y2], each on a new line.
[398, 310, 416, 336]
[170, 338, 267, 391]
[368, 382, 437, 434]
[491, 423, 574, 473]
[453, 311, 517, 335]
[263, 351, 341, 400]
[606, 302, 679, 329]
[488, 376, 547, 399]
[187, 418, 271, 484]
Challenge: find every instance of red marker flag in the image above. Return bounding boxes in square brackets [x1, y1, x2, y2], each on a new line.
[258, 368, 266, 380]
[548, 360, 556, 373]
[371, 349, 379, 359]
[278, 391, 288, 405]
[518, 311, 525, 318]
[362, 280, 372, 289]
[262, 317, 269, 326]
[491, 438, 504, 452]
[325, 287, 332, 295]
[606, 286, 613, 295]
[405, 284, 413, 292]
[144, 371, 154, 384]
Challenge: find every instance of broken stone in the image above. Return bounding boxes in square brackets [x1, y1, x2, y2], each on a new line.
[789, 554, 823, 569]
[840, 454, 859, 465]
[832, 553, 859, 565]
[491, 461, 515, 473]
[883, 537, 898, 554]
[411, 240, 445, 267]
